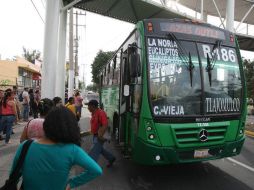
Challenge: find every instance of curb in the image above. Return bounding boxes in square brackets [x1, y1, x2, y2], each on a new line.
[245, 130, 254, 138]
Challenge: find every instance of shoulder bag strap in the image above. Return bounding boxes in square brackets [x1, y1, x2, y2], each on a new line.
[25, 119, 33, 129]
[9, 140, 33, 180]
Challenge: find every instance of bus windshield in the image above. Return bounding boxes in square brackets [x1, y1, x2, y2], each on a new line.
[147, 37, 242, 117]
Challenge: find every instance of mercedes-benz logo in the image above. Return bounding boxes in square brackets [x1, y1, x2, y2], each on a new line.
[198, 129, 208, 142]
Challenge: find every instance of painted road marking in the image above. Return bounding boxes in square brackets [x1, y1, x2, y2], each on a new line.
[245, 130, 254, 138]
[227, 158, 254, 173]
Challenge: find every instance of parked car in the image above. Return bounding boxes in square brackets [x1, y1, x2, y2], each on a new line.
[84, 92, 99, 105]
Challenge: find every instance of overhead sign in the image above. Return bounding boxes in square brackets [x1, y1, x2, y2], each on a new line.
[160, 22, 226, 40]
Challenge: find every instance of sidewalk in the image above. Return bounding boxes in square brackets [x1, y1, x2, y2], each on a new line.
[245, 115, 254, 137]
[0, 107, 91, 187]
[0, 121, 27, 186]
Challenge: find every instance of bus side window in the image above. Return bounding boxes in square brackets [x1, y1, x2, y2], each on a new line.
[115, 52, 121, 84]
[108, 62, 113, 85]
[104, 68, 107, 85]
[132, 32, 142, 114]
[129, 45, 141, 84]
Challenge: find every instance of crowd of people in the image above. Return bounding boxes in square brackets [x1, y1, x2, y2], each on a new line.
[0, 86, 84, 144]
[0, 86, 116, 189]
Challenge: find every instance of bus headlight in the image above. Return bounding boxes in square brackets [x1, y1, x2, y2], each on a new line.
[155, 155, 161, 161]
[149, 134, 155, 139]
[147, 126, 152, 131]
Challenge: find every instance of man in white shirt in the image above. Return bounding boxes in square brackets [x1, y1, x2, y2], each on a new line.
[22, 87, 30, 121]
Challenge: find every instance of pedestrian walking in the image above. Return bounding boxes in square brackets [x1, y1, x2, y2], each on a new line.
[74, 91, 83, 121]
[20, 98, 53, 142]
[8, 107, 102, 189]
[28, 89, 34, 117]
[53, 96, 63, 107]
[12, 86, 21, 121]
[88, 100, 116, 167]
[22, 87, 30, 122]
[65, 97, 77, 117]
[32, 89, 40, 118]
[0, 90, 18, 145]
[0, 89, 4, 140]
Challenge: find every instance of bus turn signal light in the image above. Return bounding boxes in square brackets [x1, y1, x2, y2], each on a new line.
[230, 34, 234, 42]
[148, 22, 153, 32]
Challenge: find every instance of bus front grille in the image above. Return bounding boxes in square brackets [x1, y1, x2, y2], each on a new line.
[174, 125, 227, 145]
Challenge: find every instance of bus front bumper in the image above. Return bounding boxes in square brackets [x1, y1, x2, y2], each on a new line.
[132, 137, 245, 165]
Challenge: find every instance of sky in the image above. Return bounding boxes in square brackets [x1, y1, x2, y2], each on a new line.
[0, 0, 253, 85]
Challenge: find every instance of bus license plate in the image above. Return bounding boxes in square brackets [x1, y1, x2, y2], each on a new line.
[194, 149, 209, 158]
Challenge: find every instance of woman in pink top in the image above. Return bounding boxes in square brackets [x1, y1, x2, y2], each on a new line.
[0, 90, 18, 145]
[20, 98, 53, 142]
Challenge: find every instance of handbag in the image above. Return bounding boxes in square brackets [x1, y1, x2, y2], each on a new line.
[102, 127, 111, 141]
[0, 140, 33, 190]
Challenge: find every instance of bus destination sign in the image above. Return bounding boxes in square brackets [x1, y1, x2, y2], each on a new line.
[160, 22, 225, 40]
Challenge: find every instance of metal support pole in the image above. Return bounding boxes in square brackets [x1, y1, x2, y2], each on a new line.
[61, 0, 82, 12]
[235, 4, 254, 32]
[75, 10, 79, 90]
[226, 0, 235, 32]
[160, 0, 168, 6]
[41, 0, 61, 99]
[55, 1, 67, 101]
[200, 0, 204, 21]
[203, 11, 207, 22]
[212, 0, 226, 29]
[68, 8, 74, 98]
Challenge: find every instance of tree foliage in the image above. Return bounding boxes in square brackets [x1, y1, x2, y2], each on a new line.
[22, 47, 41, 63]
[243, 59, 254, 99]
[91, 50, 114, 84]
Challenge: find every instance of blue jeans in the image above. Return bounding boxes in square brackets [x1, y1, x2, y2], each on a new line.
[89, 136, 115, 162]
[0, 115, 15, 143]
[23, 104, 29, 121]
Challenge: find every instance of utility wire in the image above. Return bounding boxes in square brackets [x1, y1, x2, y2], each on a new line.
[30, 0, 45, 23]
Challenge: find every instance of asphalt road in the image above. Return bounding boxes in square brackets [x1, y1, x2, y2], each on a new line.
[77, 136, 254, 190]
[0, 109, 253, 190]
[78, 112, 254, 190]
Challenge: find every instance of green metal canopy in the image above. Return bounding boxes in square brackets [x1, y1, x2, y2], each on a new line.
[73, 0, 187, 23]
[63, 0, 254, 51]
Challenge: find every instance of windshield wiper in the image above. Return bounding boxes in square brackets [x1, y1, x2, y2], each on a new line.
[210, 40, 222, 68]
[188, 52, 194, 87]
[205, 40, 222, 87]
[206, 53, 212, 86]
[167, 33, 194, 87]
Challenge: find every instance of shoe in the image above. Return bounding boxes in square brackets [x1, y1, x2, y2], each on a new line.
[107, 158, 116, 168]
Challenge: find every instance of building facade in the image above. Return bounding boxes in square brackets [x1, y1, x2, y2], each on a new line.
[0, 57, 41, 90]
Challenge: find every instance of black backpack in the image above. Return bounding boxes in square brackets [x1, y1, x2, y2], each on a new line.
[18, 92, 23, 102]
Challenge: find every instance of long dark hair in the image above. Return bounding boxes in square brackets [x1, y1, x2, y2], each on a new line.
[52, 96, 62, 106]
[2, 91, 12, 108]
[38, 98, 54, 117]
[43, 107, 81, 146]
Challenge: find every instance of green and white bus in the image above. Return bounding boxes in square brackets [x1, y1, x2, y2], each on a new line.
[100, 18, 247, 165]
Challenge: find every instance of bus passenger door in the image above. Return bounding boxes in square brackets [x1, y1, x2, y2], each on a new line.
[129, 43, 142, 149]
[118, 50, 129, 145]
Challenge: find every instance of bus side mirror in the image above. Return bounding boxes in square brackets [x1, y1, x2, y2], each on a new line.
[123, 85, 130, 96]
